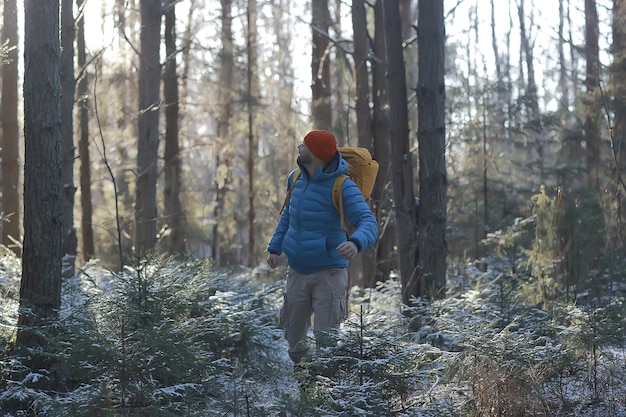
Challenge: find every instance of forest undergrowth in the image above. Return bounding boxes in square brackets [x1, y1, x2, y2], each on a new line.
[0, 241, 625, 416]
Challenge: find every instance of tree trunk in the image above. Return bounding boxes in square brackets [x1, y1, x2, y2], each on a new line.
[331, 0, 347, 139]
[384, 0, 418, 305]
[61, 0, 77, 275]
[135, 0, 162, 256]
[213, 0, 235, 264]
[558, 0, 570, 114]
[350, 0, 376, 287]
[612, 0, 626, 247]
[372, 0, 394, 285]
[1, 0, 20, 256]
[584, 0, 600, 188]
[162, 0, 186, 256]
[246, 0, 259, 266]
[76, 0, 94, 262]
[311, 0, 332, 129]
[17, 0, 63, 358]
[417, 0, 447, 299]
[517, 0, 544, 183]
[490, 0, 502, 83]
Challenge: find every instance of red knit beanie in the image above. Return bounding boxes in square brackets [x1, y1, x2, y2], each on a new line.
[303, 130, 338, 162]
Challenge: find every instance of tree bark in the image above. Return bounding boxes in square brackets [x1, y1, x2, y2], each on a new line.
[351, 0, 376, 287]
[612, 0, 626, 245]
[61, 0, 77, 275]
[312, 0, 332, 129]
[372, 0, 394, 285]
[584, 0, 600, 188]
[246, 0, 259, 266]
[17, 0, 63, 356]
[213, 0, 235, 264]
[1, 0, 20, 256]
[163, 0, 186, 256]
[383, 0, 418, 305]
[417, 0, 447, 299]
[76, 0, 94, 262]
[135, 0, 162, 256]
[558, 0, 570, 114]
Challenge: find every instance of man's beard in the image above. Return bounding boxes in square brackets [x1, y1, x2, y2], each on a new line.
[297, 154, 312, 165]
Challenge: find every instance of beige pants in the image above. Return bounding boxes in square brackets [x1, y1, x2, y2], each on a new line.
[280, 267, 348, 363]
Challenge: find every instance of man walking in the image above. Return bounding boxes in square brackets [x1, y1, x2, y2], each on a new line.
[266, 130, 378, 363]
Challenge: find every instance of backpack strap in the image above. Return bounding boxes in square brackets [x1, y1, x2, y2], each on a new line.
[332, 174, 354, 236]
[280, 168, 301, 215]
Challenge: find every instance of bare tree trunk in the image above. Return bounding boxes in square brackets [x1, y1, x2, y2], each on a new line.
[61, 0, 77, 275]
[180, 0, 197, 100]
[584, 0, 600, 188]
[350, 0, 375, 287]
[567, 0, 579, 102]
[612, 0, 626, 248]
[1, 0, 20, 256]
[384, 0, 418, 305]
[417, 0, 446, 299]
[110, 4, 136, 260]
[558, 0, 570, 114]
[331, 0, 347, 138]
[490, 0, 502, 83]
[76, 0, 94, 262]
[312, 0, 332, 129]
[17, 0, 63, 359]
[246, 0, 259, 266]
[162, 0, 186, 256]
[135, 0, 161, 256]
[372, 0, 394, 285]
[213, 0, 234, 264]
[517, 0, 538, 114]
[517, 0, 545, 187]
[353, 0, 373, 146]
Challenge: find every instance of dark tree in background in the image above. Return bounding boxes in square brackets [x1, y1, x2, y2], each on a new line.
[584, 0, 600, 188]
[16, 0, 63, 357]
[60, 0, 77, 274]
[311, 0, 332, 130]
[162, 0, 186, 255]
[372, 0, 394, 285]
[212, 0, 235, 264]
[384, 0, 418, 305]
[77, 0, 95, 262]
[350, 0, 376, 287]
[245, 0, 259, 266]
[1, 0, 20, 256]
[135, 0, 162, 256]
[417, 0, 447, 298]
[612, 0, 626, 247]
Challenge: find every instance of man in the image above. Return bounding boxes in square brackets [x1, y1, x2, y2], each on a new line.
[266, 130, 378, 363]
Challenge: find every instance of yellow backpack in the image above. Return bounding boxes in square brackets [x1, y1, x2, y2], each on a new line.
[280, 147, 379, 236]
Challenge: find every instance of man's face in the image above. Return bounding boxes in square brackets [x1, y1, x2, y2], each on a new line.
[297, 142, 313, 165]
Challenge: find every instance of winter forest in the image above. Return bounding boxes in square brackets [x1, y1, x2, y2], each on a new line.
[1, 0, 626, 415]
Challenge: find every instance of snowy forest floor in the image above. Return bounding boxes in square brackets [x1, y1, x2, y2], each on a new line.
[1, 248, 626, 416]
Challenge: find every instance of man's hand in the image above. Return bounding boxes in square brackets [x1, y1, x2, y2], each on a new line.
[337, 241, 358, 259]
[267, 253, 281, 269]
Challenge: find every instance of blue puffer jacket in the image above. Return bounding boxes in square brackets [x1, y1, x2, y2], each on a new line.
[267, 152, 378, 274]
